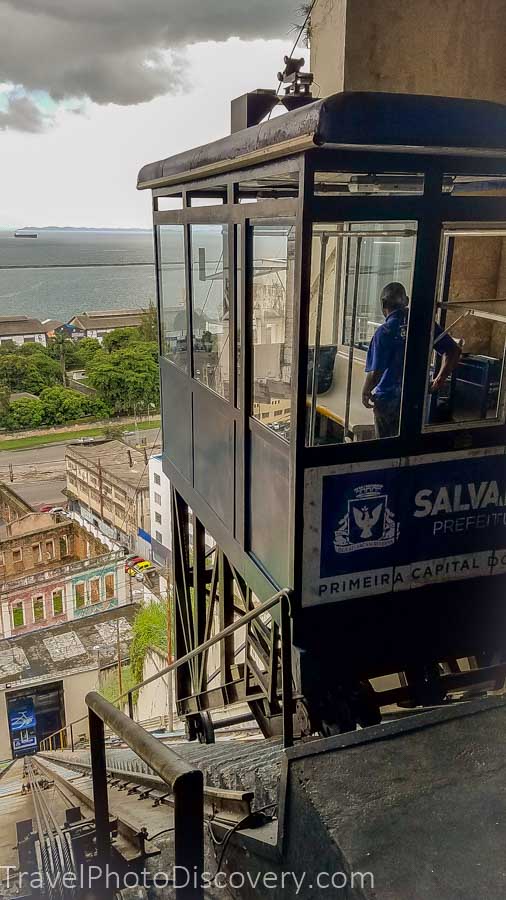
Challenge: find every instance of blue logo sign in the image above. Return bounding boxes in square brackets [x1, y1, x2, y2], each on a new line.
[334, 483, 397, 553]
[313, 451, 506, 600]
[9, 700, 36, 732]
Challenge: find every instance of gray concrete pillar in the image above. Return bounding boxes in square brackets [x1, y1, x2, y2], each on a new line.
[311, 0, 506, 102]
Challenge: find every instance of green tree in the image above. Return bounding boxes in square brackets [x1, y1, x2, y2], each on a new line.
[139, 301, 158, 343]
[0, 383, 10, 417]
[17, 342, 48, 357]
[87, 344, 160, 415]
[3, 397, 44, 430]
[47, 334, 85, 376]
[74, 338, 103, 368]
[129, 601, 168, 684]
[0, 350, 61, 394]
[0, 355, 45, 394]
[0, 340, 17, 354]
[102, 328, 138, 353]
[39, 387, 84, 426]
[81, 394, 112, 420]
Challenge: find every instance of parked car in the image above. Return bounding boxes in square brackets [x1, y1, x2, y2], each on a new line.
[124, 555, 143, 573]
[134, 560, 155, 572]
[125, 557, 155, 577]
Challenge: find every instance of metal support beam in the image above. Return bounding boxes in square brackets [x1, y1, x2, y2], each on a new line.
[88, 708, 111, 865]
[218, 551, 234, 687]
[280, 597, 294, 749]
[193, 513, 207, 692]
[172, 487, 193, 702]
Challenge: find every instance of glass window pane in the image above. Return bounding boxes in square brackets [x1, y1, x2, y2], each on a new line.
[315, 172, 424, 197]
[74, 582, 86, 608]
[159, 224, 187, 368]
[90, 578, 101, 603]
[52, 590, 64, 615]
[442, 175, 506, 196]
[190, 224, 230, 400]
[251, 222, 295, 442]
[105, 573, 115, 600]
[306, 222, 417, 446]
[238, 171, 299, 202]
[424, 228, 506, 430]
[33, 597, 45, 622]
[342, 223, 417, 349]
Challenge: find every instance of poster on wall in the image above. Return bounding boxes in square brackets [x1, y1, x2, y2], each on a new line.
[302, 448, 506, 606]
[9, 697, 38, 755]
[8, 698, 36, 732]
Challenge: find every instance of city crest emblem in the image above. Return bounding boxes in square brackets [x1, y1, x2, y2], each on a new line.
[333, 484, 398, 553]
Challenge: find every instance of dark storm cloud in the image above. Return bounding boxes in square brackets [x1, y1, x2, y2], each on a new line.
[0, 0, 298, 113]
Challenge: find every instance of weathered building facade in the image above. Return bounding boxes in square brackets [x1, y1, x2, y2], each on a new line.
[0, 512, 127, 638]
[66, 439, 159, 557]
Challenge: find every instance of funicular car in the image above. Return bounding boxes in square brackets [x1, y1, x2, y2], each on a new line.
[138, 90, 506, 735]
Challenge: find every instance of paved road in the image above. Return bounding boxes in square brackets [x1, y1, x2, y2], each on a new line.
[0, 428, 161, 509]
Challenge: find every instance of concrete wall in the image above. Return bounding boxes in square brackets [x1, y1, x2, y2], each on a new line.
[0, 333, 46, 347]
[136, 646, 175, 726]
[63, 667, 98, 744]
[311, 0, 506, 102]
[0, 690, 11, 760]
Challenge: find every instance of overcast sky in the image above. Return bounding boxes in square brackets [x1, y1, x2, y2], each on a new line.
[0, 1, 307, 228]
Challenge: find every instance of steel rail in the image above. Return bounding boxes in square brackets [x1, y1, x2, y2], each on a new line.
[30, 758, 78, 898]
[37, 751, 254, 826]
[26, 759, 71, 900]
[25, 760, 53, 900]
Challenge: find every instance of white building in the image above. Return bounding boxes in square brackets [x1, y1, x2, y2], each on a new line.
[67, 309, 148, 342]
[0, 316, 47, 347]
[148, 455, 171, 568]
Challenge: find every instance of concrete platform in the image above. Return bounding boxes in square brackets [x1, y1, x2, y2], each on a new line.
[211, 697, 506, 899]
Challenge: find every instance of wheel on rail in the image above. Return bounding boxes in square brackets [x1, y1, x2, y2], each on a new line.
[185, 711, 215, 744]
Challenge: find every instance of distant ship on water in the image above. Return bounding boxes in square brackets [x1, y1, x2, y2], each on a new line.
[14, 230, 38, 238]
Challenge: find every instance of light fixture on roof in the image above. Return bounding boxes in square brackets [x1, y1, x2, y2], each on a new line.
[230, 57, 314, 132]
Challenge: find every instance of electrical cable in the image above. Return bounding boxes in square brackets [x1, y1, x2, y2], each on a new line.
[207, 803, 278, 877]
[145, 826, 175, 842]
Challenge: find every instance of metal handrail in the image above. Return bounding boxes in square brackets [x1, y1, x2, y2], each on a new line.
[86, 691, 203, 899]
[41, 588, 293, 751]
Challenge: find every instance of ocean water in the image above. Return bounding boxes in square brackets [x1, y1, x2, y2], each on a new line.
[0, 229, 156, 322]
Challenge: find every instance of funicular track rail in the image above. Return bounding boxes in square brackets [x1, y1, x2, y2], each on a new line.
[24, 758, 79, 900]
[36, 751, 255, 828]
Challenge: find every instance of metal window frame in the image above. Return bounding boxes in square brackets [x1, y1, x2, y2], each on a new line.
[150, 147, 506, 603]
[422, 224, 506, 434]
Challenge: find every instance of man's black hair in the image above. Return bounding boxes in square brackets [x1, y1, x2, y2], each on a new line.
[380, 282, 408, 312]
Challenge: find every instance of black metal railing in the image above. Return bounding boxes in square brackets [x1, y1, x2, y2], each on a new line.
[86, 690, 204, 899]
[41, 587, 293, 751]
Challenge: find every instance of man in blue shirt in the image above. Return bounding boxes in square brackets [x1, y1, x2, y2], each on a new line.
[362, 282, 460, 438]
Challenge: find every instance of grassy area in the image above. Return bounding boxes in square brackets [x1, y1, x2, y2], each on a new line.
[0, 418, 161, 451]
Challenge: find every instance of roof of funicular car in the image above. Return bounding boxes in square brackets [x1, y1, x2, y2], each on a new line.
[137, 91, 506, 190]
